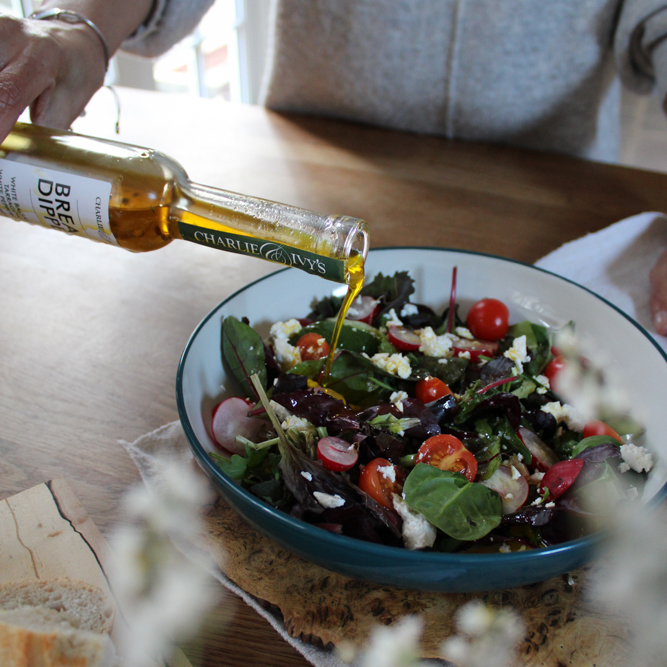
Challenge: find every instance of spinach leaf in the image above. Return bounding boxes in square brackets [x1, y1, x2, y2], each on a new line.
[221, 316, 267, 399]
[403, 464, 502, 540]
[414, 356, 468, 387]
[571, 435, 620, 458]
[506, 320, 552, 376]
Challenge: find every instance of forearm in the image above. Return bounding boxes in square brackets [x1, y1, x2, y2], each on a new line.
[31, 0, 156, 57]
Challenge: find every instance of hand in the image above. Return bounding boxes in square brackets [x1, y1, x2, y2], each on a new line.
[649, 247, 667, 336]
[0, 14, 106, 142]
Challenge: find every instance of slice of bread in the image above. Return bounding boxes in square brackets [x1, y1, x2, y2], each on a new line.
[0, 578, 114, 634]
[0, 607, 118, 667]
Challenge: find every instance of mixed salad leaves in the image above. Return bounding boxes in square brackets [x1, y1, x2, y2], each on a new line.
[209, 270, 653, 553]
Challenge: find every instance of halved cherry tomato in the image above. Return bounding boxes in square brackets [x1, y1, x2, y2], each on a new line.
[543, 355, 566, 385]
[317, 437, 359, 472]
[346, 295, 380, 324]
[452, 338, 499, 362]
[416, 434, 478, 482]
[387, 325, 421, 351]
[539, 458, 585, 500]
[582, 419, 623, 443]
[415, 376, 453, 404]
[358, 458, 406, 510]
[466, 298, 510, 341]
[296, 332, 330, 361]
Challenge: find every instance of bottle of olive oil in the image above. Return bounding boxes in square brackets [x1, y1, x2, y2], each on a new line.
[0, 122, 369, 284]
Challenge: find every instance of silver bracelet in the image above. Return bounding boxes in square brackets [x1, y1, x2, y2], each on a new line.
[29, 8, 110, 72]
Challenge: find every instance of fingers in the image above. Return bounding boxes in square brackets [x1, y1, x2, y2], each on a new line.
[649, 247, 667, 336]
[0, 16, 105, 142]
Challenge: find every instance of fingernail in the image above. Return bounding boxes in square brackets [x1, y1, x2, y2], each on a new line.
[654, 310, 667, 334]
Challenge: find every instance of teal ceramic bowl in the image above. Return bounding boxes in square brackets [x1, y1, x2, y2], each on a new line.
[177, 247, 667, 591]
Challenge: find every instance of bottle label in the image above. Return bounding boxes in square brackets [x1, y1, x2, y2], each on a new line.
[0, 158, 117, 246]
[178, 222, 347, 282]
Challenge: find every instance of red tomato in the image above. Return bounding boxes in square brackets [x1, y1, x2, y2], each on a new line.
[317, 437, 359, 472]
[358, 458, 406, 510]
[416, 434, 478, 482]
[296, 332, 330, 361]
[466, 299, 510, 341]
[452, 338, 499, 362]
[543, 355, 566, 384]
[387, 326, 421, 351]
[539, 458, 585, 500]
[582, 419, 623, 443]
[415, 376, 453, 404]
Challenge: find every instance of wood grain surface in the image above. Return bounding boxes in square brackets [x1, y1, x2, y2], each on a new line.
[2, 87, 667, 666]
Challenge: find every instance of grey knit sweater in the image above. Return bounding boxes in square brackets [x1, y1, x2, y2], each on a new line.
[123, 0, 667, 162]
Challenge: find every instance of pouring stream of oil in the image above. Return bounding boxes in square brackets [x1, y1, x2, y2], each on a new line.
[321, 252, 365, 383]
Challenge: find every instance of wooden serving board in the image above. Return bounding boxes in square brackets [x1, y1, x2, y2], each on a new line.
[0, 480, 121, 642]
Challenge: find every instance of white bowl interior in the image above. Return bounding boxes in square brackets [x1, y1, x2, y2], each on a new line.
[180, 248, 667, 501]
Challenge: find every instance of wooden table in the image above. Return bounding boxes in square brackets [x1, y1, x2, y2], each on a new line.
[1, 87, 666, 667]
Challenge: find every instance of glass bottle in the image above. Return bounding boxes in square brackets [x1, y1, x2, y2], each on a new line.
[0, 122, 369, 283]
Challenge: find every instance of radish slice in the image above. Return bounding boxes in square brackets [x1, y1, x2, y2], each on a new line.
[317, 436, 359, 472]
[452, 338, 499, 362]
[346, 296, 379, 324]
[387, 325, 421, 351]
[518, 426, 559, 471]
[212, 397, 265, 455]
[482, 465, 529, 514]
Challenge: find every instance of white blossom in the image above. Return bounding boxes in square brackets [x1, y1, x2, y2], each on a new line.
[357, 616, 430, 667]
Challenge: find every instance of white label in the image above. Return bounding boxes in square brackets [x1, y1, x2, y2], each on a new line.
[0, 157, 117, 246]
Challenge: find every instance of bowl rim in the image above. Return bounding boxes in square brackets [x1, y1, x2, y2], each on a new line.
[176, 246, 667, 566]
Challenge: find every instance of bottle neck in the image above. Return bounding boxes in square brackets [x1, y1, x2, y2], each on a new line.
[172, 181, 369, 283]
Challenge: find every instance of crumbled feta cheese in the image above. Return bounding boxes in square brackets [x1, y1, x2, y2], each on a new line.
[510, 466, 521, 480]
[535, 374, 550, 394]
[504, 493, 514, 500]
[503, 335, 530, 374]
[528, 471, 545, 484]
[384, 308, 403, 328]
[418, 327, 454, 357]
[618, 443, 653, 473]
[313, 492, 346, 509]
[545, 502, 555, 508]
[540, 401, 585, 431]
[627, 487, 639, 501]
[458, 350, 471, 360]
[368, 352, 412, 379]
[301, 471, 313, 481]
[454, 326, 475, 340]
[269, 318, 302, 341]
[281, 415, 313, 433]
[531, 497, 543, 506]
[516, 453, 524, 462]
[499, 543, 512, 553]
[392, 495, 437, 550]
[270, 400, 292, 423]
[377, 464, 396, 483]
[389, 390, 408, 412]
[400, 303, 419, 317]
[273, 338, 302, 371]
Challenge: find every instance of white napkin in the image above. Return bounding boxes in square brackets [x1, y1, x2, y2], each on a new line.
[121, 212, 666, 666]
[534, 211, 667, 353]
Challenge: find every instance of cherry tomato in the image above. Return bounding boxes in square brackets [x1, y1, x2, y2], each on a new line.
[452, 338, 499, 362]
[415, 376, 453, 404]
[387, 325, 421, 351]
[317, 437, 359, 472]
[416, 434, 478, 482]
[582, 419, 623, 443]
[466, 298, 510, 341]
[358, 458, 406, 510]
[543, 355, 566, 384]
[296, 332, 330, 361]
[539, 458, 585, 500]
